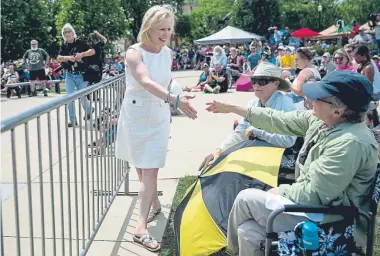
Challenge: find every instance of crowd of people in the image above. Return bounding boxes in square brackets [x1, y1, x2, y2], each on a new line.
[1, 33, 125, 100]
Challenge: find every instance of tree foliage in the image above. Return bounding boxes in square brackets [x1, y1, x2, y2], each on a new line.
[279, 0, 380, 31]
[1, 0, 54, 61]
[187, 0, 234, 40]
[232, 0, 281, 36]
[55, 0, 128, 43]
[121, 0, 185, 42]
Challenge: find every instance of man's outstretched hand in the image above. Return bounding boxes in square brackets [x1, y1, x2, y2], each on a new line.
[206, 101, 230, 114]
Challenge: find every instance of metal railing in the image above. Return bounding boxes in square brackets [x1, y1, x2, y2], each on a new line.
[0, 74, 131, 256]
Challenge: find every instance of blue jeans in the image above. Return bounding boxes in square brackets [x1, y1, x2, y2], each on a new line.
[65, 73, 92, 121]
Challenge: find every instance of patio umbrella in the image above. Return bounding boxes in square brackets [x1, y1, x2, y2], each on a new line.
[173, 139, 301, 256]
[291, 27, 320, 38]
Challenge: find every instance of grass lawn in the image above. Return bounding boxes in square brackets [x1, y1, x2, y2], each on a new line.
[160, 177, 380, 255]
[160, 175, 198, 256]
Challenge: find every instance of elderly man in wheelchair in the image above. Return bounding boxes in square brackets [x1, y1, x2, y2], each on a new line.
[206, 71, 379, 256]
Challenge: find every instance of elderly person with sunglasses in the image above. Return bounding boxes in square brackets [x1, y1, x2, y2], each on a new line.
[198, 62, 296, 171]
[206, 71, 378, 256]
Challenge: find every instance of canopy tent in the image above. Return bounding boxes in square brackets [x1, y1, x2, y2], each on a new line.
[194, 26, 263, 45]
[291, 27, 320, 38]
[329, 24, 353, 34]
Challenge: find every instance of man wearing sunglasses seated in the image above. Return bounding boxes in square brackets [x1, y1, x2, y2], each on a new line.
[205, 71, 378, 256]
[199, 62, 296, 171]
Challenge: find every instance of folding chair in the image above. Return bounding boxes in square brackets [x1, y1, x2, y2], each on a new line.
[264, 166, 380, 256]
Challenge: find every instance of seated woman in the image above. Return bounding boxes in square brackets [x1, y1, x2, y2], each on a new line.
[227, 47, 243, 84]
[183, 63, 211, 92]
[199, 62, 296, 171]
[286, 47, 321, 106]
[280, 47, 296, 75]
[204, 64, 228, 94]
[333, 49, 356, 71]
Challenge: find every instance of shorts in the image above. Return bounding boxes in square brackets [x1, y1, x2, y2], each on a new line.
[29, 69, 46, 81]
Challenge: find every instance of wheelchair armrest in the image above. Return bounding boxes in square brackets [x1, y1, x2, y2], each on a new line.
[282, 204, 358, 218]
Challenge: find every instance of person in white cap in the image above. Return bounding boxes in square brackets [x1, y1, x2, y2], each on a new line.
[198, 62, 296, 171]
[318, 52, 336, 77]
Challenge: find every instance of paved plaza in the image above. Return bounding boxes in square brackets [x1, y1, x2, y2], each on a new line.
[1, 70, 254, 255]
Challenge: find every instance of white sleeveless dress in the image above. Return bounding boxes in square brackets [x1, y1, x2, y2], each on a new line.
[115, 44, 172, 168]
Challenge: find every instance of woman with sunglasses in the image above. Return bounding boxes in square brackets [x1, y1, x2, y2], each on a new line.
[286, 47, 321, 104]
[333, 49, 356, 71]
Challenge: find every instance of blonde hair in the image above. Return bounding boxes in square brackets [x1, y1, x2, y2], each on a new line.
[334, 48, 352, 66]
[137, 5, 175, 45]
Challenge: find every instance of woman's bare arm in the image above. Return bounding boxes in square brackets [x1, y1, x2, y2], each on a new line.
[290, 68, 313, 96]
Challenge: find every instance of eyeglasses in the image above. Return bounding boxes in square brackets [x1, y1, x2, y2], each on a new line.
[31, 44, 37, 46]
[333, 57, 344, 62]
[251, 78, 275, 86]
[346, 50, 352, 54]
[63, 30, 72, 34]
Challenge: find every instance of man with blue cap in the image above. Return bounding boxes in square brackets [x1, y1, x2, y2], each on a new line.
[206, 71, 378, 256]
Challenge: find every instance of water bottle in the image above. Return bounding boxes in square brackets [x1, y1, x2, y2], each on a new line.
[233, 119, 239, 130]
[302, 221, 319, 253]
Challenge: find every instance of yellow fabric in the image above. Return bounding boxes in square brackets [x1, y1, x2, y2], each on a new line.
[180, 180, 227, 256]
[281, 55, 295, 69]
[202, 147, 285, 187]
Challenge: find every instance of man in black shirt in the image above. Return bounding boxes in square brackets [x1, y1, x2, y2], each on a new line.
[57, 23, 95, 127]
[204, 64, 228, 93]
[85, 30, 107, 100]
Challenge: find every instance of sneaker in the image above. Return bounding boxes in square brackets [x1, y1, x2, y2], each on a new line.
[68, 120, 78, 128]
[83, 107, 95, 121]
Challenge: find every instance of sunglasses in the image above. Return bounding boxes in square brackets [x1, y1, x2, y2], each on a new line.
[346, 50, 352, 53]
[251, 78, 276, 86]
[333, 57, 344, 62]
[316, 98, 334, 105]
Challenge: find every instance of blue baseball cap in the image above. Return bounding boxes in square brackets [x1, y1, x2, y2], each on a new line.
[303, 71, 373, 112]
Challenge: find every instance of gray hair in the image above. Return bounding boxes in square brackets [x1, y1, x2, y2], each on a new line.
[328, 96, 365, 123]
[61, 23, 77, 40]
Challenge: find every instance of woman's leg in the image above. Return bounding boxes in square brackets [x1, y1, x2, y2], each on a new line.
[136, 167, 161, 213]
[204, 84, 213, 93]
[135, 168, 159, 236]
[136, 168, 142, 183]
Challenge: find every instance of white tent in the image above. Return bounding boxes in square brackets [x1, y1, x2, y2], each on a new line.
[194, 26, 263, 45]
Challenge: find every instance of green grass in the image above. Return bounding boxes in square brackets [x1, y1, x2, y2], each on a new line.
[159, 175, 198, 256]
[159, 177, 380, 255]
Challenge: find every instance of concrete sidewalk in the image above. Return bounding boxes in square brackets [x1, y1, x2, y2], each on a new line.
[1, 71, 254, 255]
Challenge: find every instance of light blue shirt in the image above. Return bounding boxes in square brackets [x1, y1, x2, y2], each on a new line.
[210, 55, 228, 68]
[219, 90, 297, 151]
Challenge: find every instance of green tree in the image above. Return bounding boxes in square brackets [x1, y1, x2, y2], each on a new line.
[1, 0, 54, 62]
[188, 0, 234, 40]
[55, 0, 128, 44]
[231, 0, 280, 36]
[121, 0, 185, 42]
[175, 14, 192, 38]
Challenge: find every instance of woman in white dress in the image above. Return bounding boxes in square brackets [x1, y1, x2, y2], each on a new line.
[115, 5, 197, 251]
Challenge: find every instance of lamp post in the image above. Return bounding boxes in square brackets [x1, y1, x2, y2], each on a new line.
[318, 4, 323, 30]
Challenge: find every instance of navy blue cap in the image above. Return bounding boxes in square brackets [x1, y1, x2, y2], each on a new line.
[303, 71, 373, 112]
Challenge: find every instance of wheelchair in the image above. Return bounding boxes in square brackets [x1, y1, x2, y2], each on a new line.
[263, 166, 380, 256]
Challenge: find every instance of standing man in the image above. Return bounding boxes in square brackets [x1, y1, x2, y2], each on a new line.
[23, 40, 49, 96]
[85, 30, 107, 100]
[353, 28, 373, 46]
[57, 23, 95, 127]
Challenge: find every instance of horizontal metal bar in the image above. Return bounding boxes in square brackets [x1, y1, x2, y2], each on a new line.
[0, 74, 123, 133]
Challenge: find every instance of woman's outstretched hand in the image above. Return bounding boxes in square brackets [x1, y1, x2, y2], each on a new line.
[206, 101, 231, 114]
[179, 95, 198, 119]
